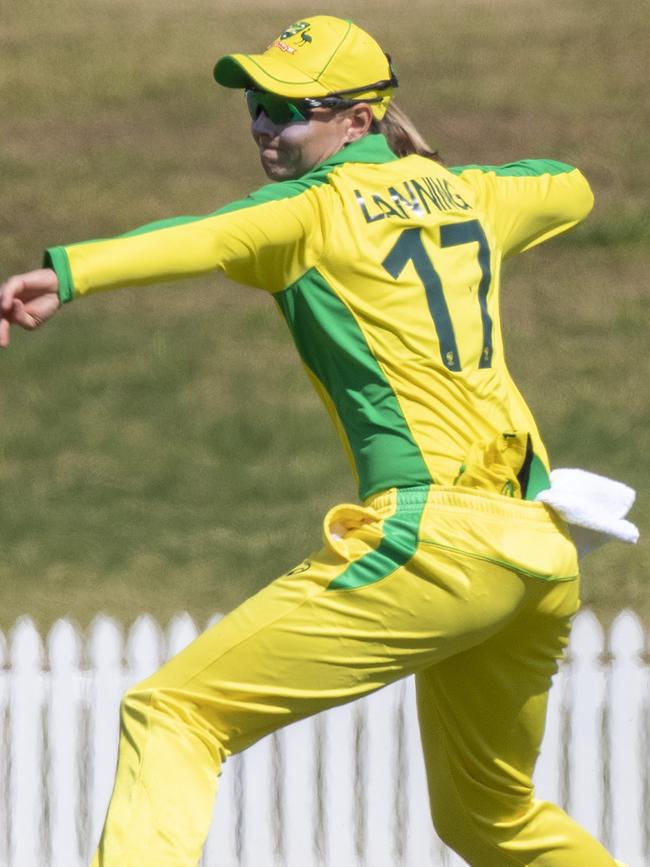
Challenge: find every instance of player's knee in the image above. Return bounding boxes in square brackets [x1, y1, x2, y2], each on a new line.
[430, 789, 534, 863]
[119, 684, 228, 765]
[119, 685, 154, 728]
[430, 803, 495, 863]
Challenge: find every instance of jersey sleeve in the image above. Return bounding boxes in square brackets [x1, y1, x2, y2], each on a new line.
[44, 188, 327, 303]
[449, 160, 594, 258]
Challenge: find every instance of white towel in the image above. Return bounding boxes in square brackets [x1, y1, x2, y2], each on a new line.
[535, 468, 640, 558]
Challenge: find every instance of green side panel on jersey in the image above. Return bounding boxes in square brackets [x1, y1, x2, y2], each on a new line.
[449, 159, 577, 178]
[275, 268, 433, 501]
[328, 488, 425, 591]
[524, 453, 551, 500]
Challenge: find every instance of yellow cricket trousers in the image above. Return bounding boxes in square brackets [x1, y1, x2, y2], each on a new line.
[91, 485, 620, 867]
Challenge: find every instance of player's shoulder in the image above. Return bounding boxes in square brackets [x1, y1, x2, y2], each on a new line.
[213, 166, 335, 219]
[447, 160, 589, 215]
[449, 159, 580, 180]
[448, 160, 585, 202]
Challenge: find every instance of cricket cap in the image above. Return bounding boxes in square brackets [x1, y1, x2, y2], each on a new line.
[213, 16, 397, 119]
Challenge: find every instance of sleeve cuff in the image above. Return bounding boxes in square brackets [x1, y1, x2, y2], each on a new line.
[43, 246, 75, 304]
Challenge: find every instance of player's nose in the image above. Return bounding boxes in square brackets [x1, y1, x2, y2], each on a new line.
[251, 109, 280, 138]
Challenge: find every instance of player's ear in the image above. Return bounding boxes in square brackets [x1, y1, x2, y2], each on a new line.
[344, 104, 374, 143]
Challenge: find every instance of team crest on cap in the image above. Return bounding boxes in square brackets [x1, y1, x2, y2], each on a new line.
[267, 21, 313, 54]
[279, 21, 312, 43]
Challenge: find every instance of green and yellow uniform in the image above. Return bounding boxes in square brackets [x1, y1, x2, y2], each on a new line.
[48, 134, 590, 503]
[48, 136, 619, 866]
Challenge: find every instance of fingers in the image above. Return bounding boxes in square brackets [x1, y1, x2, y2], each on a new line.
[8, 298, 37, 329]
[1, 277, 23, 348]
[0, 277, 22, 348]
[0, 297, 25, 348]
[0, 275, 25, 314]
[0, 315, 9, 348]
[1, 269, 58, 306]
[0, 269, 61, 348]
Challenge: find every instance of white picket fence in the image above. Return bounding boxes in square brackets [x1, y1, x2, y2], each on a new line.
[0, 609, 648, 867]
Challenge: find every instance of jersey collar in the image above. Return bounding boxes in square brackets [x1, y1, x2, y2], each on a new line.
[315, 134, 398, 171]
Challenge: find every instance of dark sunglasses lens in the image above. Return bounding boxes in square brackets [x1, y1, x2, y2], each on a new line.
[245, 91, 306, 124]
[245, 90, 260, 120]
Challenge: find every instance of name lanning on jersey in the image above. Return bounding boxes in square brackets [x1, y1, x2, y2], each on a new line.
[354, 176, 472, 223]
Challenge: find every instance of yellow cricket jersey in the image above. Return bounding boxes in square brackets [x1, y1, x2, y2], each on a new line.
[45, 135, 593, 502]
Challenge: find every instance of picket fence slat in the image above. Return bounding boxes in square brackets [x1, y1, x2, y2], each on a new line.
[47, 620, 83, 867]
[317, 697, 359, 866]
[1, 610, 649, 867]
[9, 619, 45, 867]
[87, 616, 123, 860]
[204, 752, 240, 867]
[609, 610, 647, 865]
[566, 610, 607, 839]
[0, 629, 9, 867]
[533, 651, 567, 806]
[400, 676, 445, 866]
[239, 733, 277, 865]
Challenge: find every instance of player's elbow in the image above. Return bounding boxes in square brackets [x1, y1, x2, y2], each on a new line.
[573, 169, 595, 221]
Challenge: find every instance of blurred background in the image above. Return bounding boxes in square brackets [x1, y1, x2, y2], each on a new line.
[0, 0, 647, 631]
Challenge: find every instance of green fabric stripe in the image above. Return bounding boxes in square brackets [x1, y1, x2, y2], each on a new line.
[43, 246, 74, 304]
[276, 268, 432, 501]
[328, 489, 425, 590]
[449, 159, 577, 178]
[213, 168, 336, 218]
[215, 137, 396, 216]
[524, 453, 551, 500]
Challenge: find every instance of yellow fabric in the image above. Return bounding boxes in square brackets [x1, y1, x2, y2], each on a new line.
[454, 430, 531, 497]
[214, 16, 394, 118]
[54, 145, 594, 498]
[90, 487, 617, 866]
[457, 165, 595, 257]
[61, 189, 328, 296]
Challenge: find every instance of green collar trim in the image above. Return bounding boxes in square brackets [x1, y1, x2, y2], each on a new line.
[213, 134, 397, 218]
[315, 134, 398, 169]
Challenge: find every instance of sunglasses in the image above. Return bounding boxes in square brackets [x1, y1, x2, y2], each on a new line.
[245, 89, 365, 124]
[245, 61, 400, 125]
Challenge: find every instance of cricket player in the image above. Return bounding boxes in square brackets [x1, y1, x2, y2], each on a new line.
[0, 15, 629, 867]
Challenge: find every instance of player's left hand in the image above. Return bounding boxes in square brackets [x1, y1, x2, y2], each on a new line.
[0, 268, 61, 348]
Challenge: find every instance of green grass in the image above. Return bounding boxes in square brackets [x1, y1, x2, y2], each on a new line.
[0, 0, 648, 631]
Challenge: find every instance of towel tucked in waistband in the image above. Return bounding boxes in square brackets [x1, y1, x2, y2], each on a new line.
[535, 468, 639, 558]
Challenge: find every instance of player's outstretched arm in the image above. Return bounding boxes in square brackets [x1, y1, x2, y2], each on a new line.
[0, 268, 60, 348]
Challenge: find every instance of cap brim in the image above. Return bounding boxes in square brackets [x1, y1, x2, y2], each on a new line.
[213, 54, 329, 98]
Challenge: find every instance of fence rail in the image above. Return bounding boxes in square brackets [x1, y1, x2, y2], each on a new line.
[1, 610, 649, 867]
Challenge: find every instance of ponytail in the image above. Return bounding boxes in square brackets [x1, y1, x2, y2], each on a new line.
[374, 102, 442, 163]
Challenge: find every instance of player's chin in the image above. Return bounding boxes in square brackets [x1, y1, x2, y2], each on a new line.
[259, 153, 298, 181]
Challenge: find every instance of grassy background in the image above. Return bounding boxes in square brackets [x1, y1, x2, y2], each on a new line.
[1, 0, 648, 632]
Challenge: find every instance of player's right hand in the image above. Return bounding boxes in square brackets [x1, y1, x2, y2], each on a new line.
[0, 268, 61, 348]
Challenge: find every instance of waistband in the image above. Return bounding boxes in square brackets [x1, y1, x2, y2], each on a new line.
[365, 484, 559, 525]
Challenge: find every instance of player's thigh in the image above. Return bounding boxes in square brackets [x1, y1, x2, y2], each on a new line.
[416, 576, 580, 816]
[132, 526, 531, 757]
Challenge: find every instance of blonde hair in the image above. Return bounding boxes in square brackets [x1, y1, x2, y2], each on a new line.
[374, 102, 442, 163]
